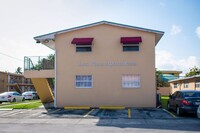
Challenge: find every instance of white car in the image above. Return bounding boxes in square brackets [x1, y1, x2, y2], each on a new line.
[197, 105, 200, 118]
[0, 92, 25, 103]
[22, 91, 39, 100]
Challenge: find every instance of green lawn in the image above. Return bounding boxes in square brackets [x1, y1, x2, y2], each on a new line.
[161, 96, 169, 109]
[0, 100, 38, 106]
[0, 100, 42, 109]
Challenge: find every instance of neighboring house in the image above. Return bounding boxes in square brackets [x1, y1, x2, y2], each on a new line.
[161, 70, 182, 77]
[169, 75, 200, 94]
[157, 70, 182, 96]
[160, 70, 182, 82]
[0, 71, 35, 93]
[24, 21, 164, 108]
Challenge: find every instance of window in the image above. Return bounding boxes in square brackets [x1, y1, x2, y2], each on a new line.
[13, 92, 20, 96]
[184, 82, 189, 88]
[123, 44, 139, 52]
[76, 46, 92, 52]
[76, 75, 92, 88]
[122, 74, 140, 88]
[196, 82, 200, 88]
[174, 83, 178, 88]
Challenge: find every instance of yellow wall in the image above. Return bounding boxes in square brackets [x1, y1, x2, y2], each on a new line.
[55, 24, 156, 107]
[31, 78, 54, 103]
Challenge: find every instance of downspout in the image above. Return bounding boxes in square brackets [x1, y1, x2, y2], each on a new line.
[54, 50, 57, 108]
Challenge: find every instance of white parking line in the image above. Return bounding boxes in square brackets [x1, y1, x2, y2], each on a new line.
[48, 109, 61, 114]
[25, 110, 46, 118]
[9, 110, 24, 116]
[0, 110, 23, 117]
[162, 109, 177, 118]
[8, 109, 32, 117]
[38, 114, 48, 118]
[83, 109, 95, 118]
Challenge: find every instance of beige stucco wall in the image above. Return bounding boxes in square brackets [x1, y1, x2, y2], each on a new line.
[55, 24, 156, 107]
[170, 77, 200, 94]
[24, 70, 54, 78]
[157, 87, 170, 96]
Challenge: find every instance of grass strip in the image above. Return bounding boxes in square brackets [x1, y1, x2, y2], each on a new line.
[0, 100, 42, 109]
[0, 100, 41, 106]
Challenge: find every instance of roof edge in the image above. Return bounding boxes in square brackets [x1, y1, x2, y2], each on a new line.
[168, 75, 200, 82]
[34, 20, 164, 42]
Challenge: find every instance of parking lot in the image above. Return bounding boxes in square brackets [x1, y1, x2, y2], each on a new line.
[0, 107, 195, 119]
[0, 107, 199, 133]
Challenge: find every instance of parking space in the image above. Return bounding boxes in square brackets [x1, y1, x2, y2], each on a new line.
[0, 108, 199, 133]
[132, 108, 176, 119]
[0, 107, 180, 119]
[45, 108, 144, 119]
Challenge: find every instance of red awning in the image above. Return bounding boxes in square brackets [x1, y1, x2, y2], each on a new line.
[121, 37, 142, 44]
[71, 38, 94, 45]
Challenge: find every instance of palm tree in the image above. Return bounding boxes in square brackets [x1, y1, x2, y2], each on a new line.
[15, 67, 22, 74]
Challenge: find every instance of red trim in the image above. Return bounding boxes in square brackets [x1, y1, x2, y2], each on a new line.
[121, 37, 142, 44]
[71, 38, 94, 45]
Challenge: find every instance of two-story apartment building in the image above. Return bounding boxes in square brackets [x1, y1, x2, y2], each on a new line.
[0, 71, 35, 93]
[24, 21, 164, 108]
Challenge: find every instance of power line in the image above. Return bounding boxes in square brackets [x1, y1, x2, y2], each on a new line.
[0, 52, 23, 62]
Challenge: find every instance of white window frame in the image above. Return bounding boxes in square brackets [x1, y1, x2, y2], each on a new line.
[122, 74, 141, 88]
[75, 75, 93, 88]
[184, 82, 189, 88]
[195, 82, 200, 88]
[174, 83, 178, 88]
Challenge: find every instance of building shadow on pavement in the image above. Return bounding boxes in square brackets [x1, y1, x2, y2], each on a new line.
[45, 107, 200, 132]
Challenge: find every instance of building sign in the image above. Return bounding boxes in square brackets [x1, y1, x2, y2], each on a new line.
[79, 61, 136, 67]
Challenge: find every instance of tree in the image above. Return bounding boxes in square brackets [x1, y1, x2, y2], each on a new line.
[34, 60, 43, 70]
[46, 54, 55, 88]
[185, 66, 200, 77]
[47, 54, 54, 62]
[156, 70, 167, 87]
[32, 54, 55, 89]
[33, 54, 55, 70]
[15, 67, 22, 74]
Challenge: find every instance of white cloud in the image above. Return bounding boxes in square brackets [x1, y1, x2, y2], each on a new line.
[196, 26, 200, 39]
[156, 50, 200, 75]
[170, 25, 182, 35]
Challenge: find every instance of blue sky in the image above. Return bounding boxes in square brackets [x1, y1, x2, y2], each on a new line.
[0, 0, 200, 74]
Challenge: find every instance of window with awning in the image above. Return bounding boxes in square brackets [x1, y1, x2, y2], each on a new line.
[71, 38, 94, 45]
[121, 37, 142, 44]
[71, 38, 93, 52]
[121, 37, 142, 52]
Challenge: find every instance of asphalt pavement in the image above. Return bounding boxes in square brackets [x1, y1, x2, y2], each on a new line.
[0, 108, 199, 133]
